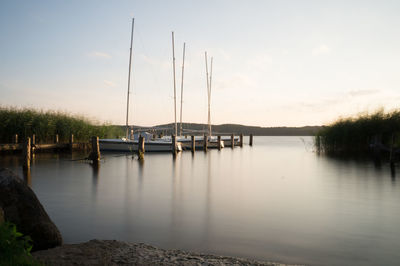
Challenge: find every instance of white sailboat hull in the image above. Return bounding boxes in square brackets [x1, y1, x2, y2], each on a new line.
[177, 136, 225, 149]
[99, 139, 182, 152]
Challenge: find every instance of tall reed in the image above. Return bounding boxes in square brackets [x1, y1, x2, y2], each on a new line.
[0, 107, 124, 143]
[316, 110, 400, 154]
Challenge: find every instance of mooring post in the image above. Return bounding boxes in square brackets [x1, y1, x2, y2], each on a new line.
[23, 137, 31, 170]
[130, 129, 134, 140]
[90, 136, 100, 165]
[249, 134, 253, 146]
[172, 135, 177, 155]
[191, 135, 195, 152]
[13, 134, 18, 144]
[203, 134, 208, 152]
[69, 134, 74, 152]
[217, 135, 222, 150]
[138, 135, 145, 160]
[231, 134, 234, 148]
[54, 134, 59, 144]
[240, 133, 243, 147]
[31, 134, 36, 156]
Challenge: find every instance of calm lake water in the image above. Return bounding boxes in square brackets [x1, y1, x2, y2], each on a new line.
[1, 136, 399, 265]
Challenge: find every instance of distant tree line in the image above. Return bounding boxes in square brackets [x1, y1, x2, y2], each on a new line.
[124, 123, 321, 136]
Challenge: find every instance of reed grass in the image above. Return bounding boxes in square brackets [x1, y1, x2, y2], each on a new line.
[316, 109, 400, 154]
[0, 107, 124, 143]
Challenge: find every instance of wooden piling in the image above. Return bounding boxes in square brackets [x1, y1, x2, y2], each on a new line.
[240, 134, 243, 147]
[13, 134, 18, 144]
[138, 135, 145, 160]
[191, 135, 195, 152]
[172, 135, 177, 155]
[130, 129, 134, 140]
[23, 137, 31, 170]
[249, 134, 253, 146]
[31, 134, 36, 155]
[231, 134, 234, 148]
[54, 134, 59, 144]
[69, 134, 74, 152]
[217, 135, 222, 150]
[203, 134, 208, 152]
[89, 136, 100, 164]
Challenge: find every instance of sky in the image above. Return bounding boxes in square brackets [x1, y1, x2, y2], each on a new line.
[1, 0, 400, 127]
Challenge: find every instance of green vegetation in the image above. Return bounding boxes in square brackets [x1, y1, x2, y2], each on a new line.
[0, 107, 124, 143]
[316, 110, 400, 154]
[0, 222, 43, 266]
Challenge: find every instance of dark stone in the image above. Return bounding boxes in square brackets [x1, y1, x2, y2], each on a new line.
[0, 206, 4, 224]
[0, 168, 62, 251]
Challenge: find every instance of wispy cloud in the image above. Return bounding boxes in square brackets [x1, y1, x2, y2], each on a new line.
[312, 45, 331, 56]
[290, 89, 380, 110]
[348, 89, 379, 97]
[104, 80, 116, 87]
[140, 54, 169, 68]
[88, 51, 112, 59]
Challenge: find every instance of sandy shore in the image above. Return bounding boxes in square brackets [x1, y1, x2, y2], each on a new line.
[33, 239, 297, 266]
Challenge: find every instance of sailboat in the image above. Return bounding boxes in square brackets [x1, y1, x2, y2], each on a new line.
[175, 52, 225, 149]
[99, 19, 182, 152]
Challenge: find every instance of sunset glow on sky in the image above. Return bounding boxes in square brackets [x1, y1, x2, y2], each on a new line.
[1, 0, 400, 127]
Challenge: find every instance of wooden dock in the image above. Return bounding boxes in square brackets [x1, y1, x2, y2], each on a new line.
[0, 134, 90, 152]
[0, 133, 255, 170]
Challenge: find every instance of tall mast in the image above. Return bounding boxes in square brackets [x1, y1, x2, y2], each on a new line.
[208, 57, 213, 137]
[205, 52, 211, 137]
[125, 18, 134, 139]
[179, 42, 186, 136]
[172, 32, 177, 137]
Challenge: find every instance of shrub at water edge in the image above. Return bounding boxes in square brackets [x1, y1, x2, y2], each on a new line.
[316, 110, 400, 154]
[0, 107, 124, 143]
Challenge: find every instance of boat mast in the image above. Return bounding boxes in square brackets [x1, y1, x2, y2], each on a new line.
[172, 32, 177, 137]
[205, 52, 211, 137]
[179, 42, 186, 136]
[125, 18, 134, 139]
[209, 57, 213, 137]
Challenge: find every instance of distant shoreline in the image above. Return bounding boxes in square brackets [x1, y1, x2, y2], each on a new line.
[125, 123, 322, 137]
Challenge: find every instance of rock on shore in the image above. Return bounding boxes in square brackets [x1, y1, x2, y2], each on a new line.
[0, 168, 62, 251]
[33, 239, 294, 266]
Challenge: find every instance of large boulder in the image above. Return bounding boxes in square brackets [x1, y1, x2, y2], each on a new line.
[0, 168, 62, 251]
[0, 206, 4, 224]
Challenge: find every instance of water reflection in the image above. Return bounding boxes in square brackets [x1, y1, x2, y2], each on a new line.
[390, 163, 396, 181]
[1, 137, 399, 266]
[91, 163, 99, 198]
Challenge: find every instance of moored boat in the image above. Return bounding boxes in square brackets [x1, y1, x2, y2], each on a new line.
[99, 19, 181, 153]
[99, 137, 182, 152]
